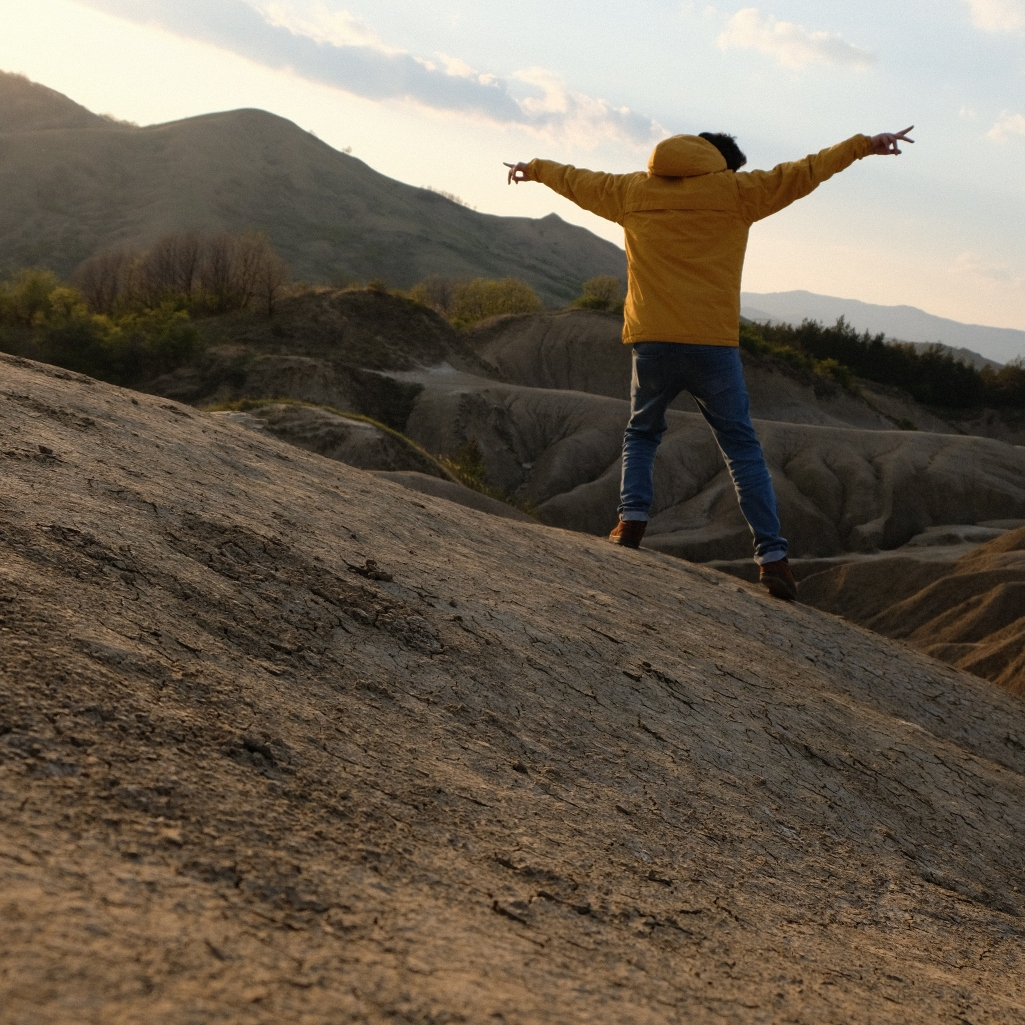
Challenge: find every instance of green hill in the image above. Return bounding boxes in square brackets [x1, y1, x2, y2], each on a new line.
[0, 71, 626, 305]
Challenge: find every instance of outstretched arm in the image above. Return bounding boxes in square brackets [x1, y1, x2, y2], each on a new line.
[503, 158, 634, 223]
[736, 127, 915, 223]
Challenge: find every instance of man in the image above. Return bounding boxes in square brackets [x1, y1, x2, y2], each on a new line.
[505, 126, 914, 601]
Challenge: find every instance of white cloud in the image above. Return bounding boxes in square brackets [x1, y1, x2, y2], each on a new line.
[435, 54, 480, 79]
[963, 0, 1025, 33]
[718, 8, 876, 70]
[71, 0, 665, 147]
[987, 111, 1025, 141]
[512, 67, 663, 148]
[255, 1, 395, 51]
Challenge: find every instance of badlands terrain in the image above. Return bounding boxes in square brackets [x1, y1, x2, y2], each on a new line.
[3, 350, 1025, 1023]
[151, 289, 1025, 693]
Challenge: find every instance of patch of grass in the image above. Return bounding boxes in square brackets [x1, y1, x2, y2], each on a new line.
[437, 439, 537, 517]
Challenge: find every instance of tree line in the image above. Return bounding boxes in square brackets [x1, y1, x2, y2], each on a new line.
[4, 246, 1020, 411]
[0, 231, 290, 387]
[744, 317, 1025, 409]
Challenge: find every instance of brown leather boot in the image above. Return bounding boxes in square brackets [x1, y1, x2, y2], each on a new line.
[608, 519, 647, 549]
[759, 557, 798, 601]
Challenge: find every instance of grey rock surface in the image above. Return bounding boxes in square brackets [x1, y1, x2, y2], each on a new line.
[2, 352, 1025, 1023]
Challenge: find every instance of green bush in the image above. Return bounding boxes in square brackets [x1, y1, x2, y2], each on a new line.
[812, 357, 859, 393]
[739, 321, 820, 377]
[573, 275, 624, 312]
[0, 269, 201, 386]
[446, 278, 542, 327]
[0, 268, 65, 327]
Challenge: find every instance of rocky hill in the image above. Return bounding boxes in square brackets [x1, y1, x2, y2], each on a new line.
[710, 522, 1025, 693]
[0, 72, 626, 305]
[3, 352, 1025, 1023]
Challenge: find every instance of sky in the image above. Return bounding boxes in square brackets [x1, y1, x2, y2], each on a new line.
[0, 0, 1023, 330]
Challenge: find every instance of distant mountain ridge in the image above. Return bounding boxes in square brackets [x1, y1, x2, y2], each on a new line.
[0, 71, 626, 305]
[742, 290, 1024, 366]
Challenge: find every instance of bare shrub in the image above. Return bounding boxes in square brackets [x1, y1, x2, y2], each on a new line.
[73, 232, 291, 318]
[73, 250, 134, 315]
[256, 249, 290, 317]
[142, 232, 203, 301]
[199, 233, 239, 313]
[234, 233, 272, 308]
[407, 275, 461, 315]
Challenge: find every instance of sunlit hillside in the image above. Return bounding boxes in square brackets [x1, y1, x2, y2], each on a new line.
[0, 72, 626, 305]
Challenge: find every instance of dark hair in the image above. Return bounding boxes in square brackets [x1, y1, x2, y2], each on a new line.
[699, 132, 747, 171]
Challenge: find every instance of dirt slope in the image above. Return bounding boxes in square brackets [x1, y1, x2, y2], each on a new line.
[212, 404, 452, 479]
[2, 354, 1025, 1023]
[0, 73, 625, 303]
[795, 527, 1025, 694]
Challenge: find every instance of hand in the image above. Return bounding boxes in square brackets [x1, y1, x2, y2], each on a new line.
[870, 126, 915, 155]
[505, 161, 536, 184]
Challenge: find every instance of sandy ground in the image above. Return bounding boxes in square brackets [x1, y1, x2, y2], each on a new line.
[2, 353, 1025, 1024]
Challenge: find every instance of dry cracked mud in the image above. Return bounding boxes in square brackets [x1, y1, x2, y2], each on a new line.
[2, 353, 1025, 1024]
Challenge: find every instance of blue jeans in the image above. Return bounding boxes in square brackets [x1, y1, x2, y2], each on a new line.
[619, 342, 788, 565]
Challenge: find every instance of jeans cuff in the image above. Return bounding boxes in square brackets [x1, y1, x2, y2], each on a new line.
[754, 547, 788, 566]
[619, 513, 650, 522]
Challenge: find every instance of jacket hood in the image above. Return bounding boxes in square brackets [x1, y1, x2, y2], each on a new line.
[648, 135, 727, 177]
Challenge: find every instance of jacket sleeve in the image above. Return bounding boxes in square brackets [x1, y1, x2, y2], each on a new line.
[734, 135, 874, 224]
[528, 159, 634, 224]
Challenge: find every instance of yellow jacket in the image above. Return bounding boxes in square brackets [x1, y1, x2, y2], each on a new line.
[529, 134, 874, 346]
